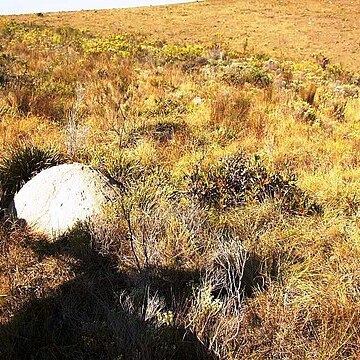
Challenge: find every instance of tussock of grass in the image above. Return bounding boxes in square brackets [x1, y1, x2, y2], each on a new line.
[0, 19, 360, 359]
[0, 146, 63, 209]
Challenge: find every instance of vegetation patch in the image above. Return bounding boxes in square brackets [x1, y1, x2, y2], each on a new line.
[189, 153, 322, 215]
[0, 15, 360, 360]
[0, 146, 63, 209]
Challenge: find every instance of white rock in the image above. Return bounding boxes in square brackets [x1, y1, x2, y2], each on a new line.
[192, 97, 203, 105]
[13, 163, 119, 239]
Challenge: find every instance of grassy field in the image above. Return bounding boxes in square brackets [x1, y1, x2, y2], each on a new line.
[0, 1, 360, 359]
[8, 0, 360, 71]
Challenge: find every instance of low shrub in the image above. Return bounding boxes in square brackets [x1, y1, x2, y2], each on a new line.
[222, 62, 272, 88]
[189, 153, 322, 215]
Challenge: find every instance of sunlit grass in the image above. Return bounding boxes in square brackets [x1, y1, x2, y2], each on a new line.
[0, 19, 359, 359]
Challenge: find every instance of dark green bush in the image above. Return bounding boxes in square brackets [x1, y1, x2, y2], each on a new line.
[189, 154, 322, 215]
[0, 146, 64, 208]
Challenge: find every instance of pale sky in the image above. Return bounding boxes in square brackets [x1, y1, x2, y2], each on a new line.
[0, 0, 197, 15]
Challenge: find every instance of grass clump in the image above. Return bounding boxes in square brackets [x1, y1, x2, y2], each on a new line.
[0, 145, 63, 208]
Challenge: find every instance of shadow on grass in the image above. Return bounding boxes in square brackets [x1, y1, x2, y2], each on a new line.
[0, 231, 216, 360]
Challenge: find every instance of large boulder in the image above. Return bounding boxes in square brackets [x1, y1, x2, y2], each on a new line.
[13, 163, 120, 239]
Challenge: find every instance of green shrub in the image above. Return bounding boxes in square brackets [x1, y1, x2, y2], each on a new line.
[0, 146, 64, 208]
[189, 154, 322, 215]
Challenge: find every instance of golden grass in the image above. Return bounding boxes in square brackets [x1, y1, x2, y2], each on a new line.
[0, 8, 359, 359]
[5, 0, 360, 70]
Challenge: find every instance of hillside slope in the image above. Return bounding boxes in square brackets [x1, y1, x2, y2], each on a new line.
[6, 0, 360, 70]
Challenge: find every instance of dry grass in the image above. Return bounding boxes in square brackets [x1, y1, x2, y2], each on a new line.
[0, 5, 360, 359]
[5, 0, 360, 71]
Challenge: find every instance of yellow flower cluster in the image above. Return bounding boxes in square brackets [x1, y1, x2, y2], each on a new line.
[157, 311, 174, 326]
